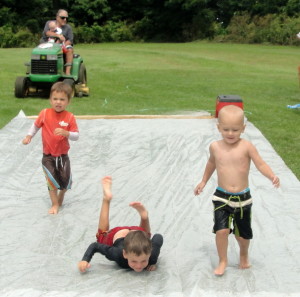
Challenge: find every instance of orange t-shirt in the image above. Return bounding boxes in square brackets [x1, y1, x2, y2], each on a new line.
[35, 108, 78, 157]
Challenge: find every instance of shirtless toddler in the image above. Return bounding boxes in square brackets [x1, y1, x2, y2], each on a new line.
[194, 105, 280, 276]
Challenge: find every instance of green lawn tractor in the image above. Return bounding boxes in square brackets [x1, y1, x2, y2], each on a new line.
[15, 42, 89, 98]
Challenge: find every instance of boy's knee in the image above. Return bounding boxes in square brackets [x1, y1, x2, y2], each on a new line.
[216, 229, 230, 236]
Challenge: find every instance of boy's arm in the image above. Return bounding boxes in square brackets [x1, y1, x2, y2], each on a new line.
[54, 129, 79, 141]
[147, 234, 163, 270]
[78, 242, 109, 273]
[54, 113, 79, 140]
[68, 131, 79, 141]
[63, 114, 79, 141]
[22, 123, 40, 145]
[249, 142, 280, 187]
[194, 144, 216, 195]
[81, 242, 111, 262]
[78, 242, 123, 272]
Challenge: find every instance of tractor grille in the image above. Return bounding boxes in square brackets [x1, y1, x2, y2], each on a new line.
[31, 60, 57, 74]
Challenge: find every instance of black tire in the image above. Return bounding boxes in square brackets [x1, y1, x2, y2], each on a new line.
[15, 76, 29, 98]
[63, 78, 75, 98]
[78, 63, 87, 85]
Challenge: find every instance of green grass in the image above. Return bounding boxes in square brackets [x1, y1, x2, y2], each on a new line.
[1, 42, 299, 179]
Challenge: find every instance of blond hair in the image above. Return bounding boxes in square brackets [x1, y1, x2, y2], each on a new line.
[218, 105, 245, 124]
[48, 21, 56, 31]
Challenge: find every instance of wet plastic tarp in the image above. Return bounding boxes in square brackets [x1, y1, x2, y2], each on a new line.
[0, 111, 299, 297]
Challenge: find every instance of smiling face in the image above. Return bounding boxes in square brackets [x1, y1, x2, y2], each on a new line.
[56, 9, 68, 27]
[217, 105, 245, 145]
[123, 251, 150, 272]
[50, 91, 69, 113]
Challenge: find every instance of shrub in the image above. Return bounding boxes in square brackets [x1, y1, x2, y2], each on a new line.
[74, 21, 135, 43]
[0, 26, 38, 48]
[74, 24, 98, 43]
[217, 12, 300, 45]
[14, 29, 38, 47]
[110, 22, 134, 42]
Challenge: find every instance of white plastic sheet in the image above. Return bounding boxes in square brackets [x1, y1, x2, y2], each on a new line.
[0, 111, 299, 297]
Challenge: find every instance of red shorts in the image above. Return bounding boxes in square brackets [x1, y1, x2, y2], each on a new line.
[96, 226, 149, 246]
[62, 44, 73, 54]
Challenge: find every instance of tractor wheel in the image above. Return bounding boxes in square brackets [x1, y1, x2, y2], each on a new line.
[63, 78, 75, 98]
[15, 76, 29, 98]
[78, 63, 87, 85]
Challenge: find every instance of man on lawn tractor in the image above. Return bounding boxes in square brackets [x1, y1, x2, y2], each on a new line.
[15, 9, 89, 98]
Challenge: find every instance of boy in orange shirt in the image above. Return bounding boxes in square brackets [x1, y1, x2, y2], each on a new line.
[22, 82, 79, 214]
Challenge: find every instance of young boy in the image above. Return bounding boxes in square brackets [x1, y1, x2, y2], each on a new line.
[22, 82, 79, 215]
[47, 20, 63, 43]
[194, 105, 280, 276]
[78, 176, 163, 273]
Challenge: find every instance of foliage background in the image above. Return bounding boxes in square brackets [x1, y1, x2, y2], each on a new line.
[1, 0, 300, 46]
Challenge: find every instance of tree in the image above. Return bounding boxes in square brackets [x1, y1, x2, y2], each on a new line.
[71, 0, 110, 26]
[134, 0, 216, 41]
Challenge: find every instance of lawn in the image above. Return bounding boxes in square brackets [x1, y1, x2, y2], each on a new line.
[1, 42, 299, 179]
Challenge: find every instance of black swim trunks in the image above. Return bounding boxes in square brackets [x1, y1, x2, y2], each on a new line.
[212, 187, 253, 239]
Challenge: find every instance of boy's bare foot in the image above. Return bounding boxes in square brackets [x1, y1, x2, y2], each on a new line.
[239, 256, 251, 269]
[129, 202, 148, 220]
[102, 176, 113, 201]
[214, 260, 227, 276]
[48, 205, 59, 214]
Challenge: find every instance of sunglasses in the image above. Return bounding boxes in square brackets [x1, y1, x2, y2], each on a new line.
[59, 16, 68, 20]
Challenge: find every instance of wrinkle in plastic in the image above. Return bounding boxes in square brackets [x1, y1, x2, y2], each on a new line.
[0, 111, 299, 297]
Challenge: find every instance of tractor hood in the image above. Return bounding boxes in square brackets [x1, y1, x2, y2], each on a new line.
[32, 42, 63, 55]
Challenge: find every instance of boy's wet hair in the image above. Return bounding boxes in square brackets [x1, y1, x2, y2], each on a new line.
[124, 231, 152, 256]
[50, 82, 72, 101]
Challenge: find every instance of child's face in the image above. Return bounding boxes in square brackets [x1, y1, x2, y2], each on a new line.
[123, 251, 150, 272]
[217, 117, 245, 145]
[49, 23, 56, 32]
[50, 91, 69, 113]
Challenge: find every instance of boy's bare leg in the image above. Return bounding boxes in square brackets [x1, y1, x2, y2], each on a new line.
[98, 176, 113, 231]
[235, 236, 251, 269]
[58, 189, 67, 206]
[129, 202, 151, 234]
[48, 189, 60, 214]
[214, 229, 230, 276]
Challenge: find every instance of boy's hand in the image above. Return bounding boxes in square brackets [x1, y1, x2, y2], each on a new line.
[54, 128, 69, 138]
[146, 264, 157, 271]
[272, 176, 280, 188]
[58, 34, 65, 42]
[78, 261, 91, 273]
[194, 181, 205, 195]
[22, 135, 32, 145]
